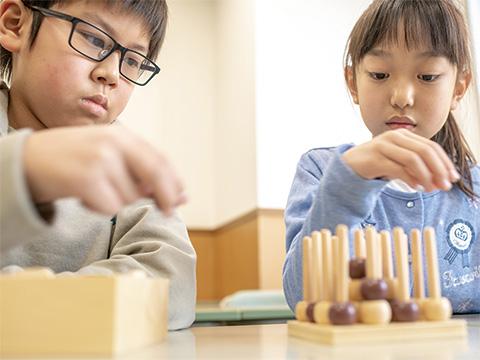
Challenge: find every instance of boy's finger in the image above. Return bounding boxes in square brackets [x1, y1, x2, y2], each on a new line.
[82, 179, 123, 215]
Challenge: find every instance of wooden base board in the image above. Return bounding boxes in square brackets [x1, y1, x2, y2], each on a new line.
[288, 319, 467, 345]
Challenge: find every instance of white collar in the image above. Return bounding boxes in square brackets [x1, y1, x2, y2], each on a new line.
[385, 179, 418, 193]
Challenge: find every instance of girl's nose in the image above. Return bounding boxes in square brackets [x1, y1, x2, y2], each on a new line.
[390, 82, 415, 109]
[91, 52, 120, 87]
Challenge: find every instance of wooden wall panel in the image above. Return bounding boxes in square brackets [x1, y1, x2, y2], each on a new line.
[257, 209, 285, 290]
[189, 231, 216, 301]
[215, 213, 259, 299]
[189, 209, 284, 301]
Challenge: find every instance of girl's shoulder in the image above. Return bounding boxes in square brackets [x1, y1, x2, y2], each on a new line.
[471, 163, 480, 184]
[298, 143, 354, 171]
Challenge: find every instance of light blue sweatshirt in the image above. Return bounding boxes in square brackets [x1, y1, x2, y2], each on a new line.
[283, 144, 480, 314]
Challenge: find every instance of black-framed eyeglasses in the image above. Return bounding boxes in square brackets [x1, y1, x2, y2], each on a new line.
[25, 4, 160, 86]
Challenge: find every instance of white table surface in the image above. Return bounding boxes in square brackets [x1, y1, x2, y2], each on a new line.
[5, 315, 479, 359]
[125, 315, 480, 359]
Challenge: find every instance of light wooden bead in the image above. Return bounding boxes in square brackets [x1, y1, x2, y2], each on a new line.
[352, 301, 362, 323]
[384, 278, 398, 300]
[313, 301, 331, 324]
[413, 298, 429, 321]
[423, 297, 452, 321]
[295, 301, 309, 322]
[359, 300, 392, 325]
[349, 279, 362, 301]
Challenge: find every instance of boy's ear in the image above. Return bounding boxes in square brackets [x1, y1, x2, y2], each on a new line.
[450, 70, 472, 111]
[0, 0, 30, 53]
[345, 66, 359, 104]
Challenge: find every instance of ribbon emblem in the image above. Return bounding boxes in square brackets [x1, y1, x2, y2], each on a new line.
[444, 219, 475, 268]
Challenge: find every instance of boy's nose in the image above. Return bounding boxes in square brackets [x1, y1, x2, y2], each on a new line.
[390, 82, 415, 109]
[91, 52, 120, 87]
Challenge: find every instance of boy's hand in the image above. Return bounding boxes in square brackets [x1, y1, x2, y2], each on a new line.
[23, 126, 187, 215]
[342, 129, 460, 192]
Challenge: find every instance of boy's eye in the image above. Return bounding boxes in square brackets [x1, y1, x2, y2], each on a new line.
[369, 72, 389, 80]
[125, 57, 140, 69]
[79, 31, 106, 49]
[418, 74, 440, 82]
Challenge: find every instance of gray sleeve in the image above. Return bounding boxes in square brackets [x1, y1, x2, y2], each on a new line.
[0, 131, 54, 252]
[76, 201, 197, 330]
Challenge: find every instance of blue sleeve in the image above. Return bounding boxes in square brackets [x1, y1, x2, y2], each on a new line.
[282, 144, 387, 310]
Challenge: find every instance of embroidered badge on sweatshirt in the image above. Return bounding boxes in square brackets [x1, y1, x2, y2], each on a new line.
[444, 219, 475, 268]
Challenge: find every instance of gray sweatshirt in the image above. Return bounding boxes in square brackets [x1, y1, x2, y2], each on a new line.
[0, 83, 197, 330]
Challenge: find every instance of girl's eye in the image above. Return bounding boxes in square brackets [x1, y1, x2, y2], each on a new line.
[369, 72, 389, 80]
[418, 74, 440, 82]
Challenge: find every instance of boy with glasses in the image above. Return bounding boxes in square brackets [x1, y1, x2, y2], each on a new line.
[0, 0, 196, 330]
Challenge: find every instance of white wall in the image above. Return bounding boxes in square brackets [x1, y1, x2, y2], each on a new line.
[122, 0, 480, 228]
[255, 0, 372, 209]
[123, 0, 257, 229]
[464, 0, 480, 158]
[122, 0, 218, 228]
[214, 0, 257, 226]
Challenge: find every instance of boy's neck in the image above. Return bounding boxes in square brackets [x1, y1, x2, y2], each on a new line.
[8, 88, 47, 131]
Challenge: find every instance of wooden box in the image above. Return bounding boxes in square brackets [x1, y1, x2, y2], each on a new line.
[0, 269, 169, 357]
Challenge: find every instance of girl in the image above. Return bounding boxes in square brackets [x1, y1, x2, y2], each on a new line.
[283, 0, 479, 314]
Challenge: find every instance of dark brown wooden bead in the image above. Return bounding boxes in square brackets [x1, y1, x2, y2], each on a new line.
[306, 302, 316, 323]
[349, 258, 366, 279]
[360, 278, 388, 300]
[328, 302, 357, 325]
[392, 301, 420, 322]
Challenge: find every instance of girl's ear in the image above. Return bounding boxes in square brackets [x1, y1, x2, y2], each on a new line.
[450, 70, 472, 111]
[0, 0, 29, 54]
[345, 66, 359, 104]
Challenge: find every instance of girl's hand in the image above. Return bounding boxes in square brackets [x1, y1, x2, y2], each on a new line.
[23, 125, 187, 216]
[342, 129, 460, 192]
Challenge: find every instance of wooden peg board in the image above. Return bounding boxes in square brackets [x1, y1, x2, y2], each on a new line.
[289, 226, 467, 345]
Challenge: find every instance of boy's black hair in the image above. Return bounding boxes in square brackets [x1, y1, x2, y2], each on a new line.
[0, 0, 168, 82]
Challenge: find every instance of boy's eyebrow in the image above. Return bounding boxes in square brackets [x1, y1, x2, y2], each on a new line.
[83, 13, 148, 53]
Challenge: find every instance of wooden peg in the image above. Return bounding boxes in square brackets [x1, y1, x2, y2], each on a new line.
[411, 229, 425, 299]
[350, 229, 366, 280]
[335, 225, 349, 303]
[361, 227, 388, 300]
[311, 231, 322, 302]
[321, 230, 333, 302]
[394, 228, 409, 302]
[423, 227, 452, 321]
[365, 227, 377, 279]
[302, 236, 313, 302]
[328, 225, 357, 325]
[392, 228, 419, 322]
[295, 236, 313, 322]
[354, 229, 366, 258]
[411, 228, 427, 319]
[312, 230, 333, 324]
[380, 231, 394, 279]
[380, 230, 397, 300]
